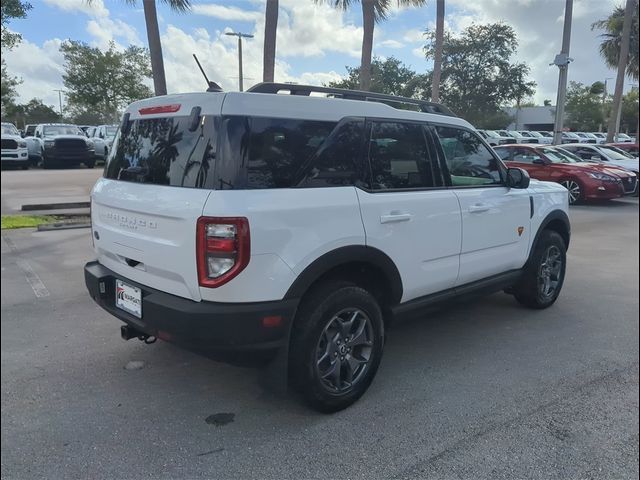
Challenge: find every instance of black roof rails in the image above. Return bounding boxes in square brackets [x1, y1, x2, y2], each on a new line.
[246, 82, 456, 117]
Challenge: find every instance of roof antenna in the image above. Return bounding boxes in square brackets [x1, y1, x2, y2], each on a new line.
[193, 54, 222, 92]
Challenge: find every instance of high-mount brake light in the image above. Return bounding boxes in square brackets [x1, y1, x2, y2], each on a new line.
[196, 217, 250, 288]
[138, 104, 182, 115]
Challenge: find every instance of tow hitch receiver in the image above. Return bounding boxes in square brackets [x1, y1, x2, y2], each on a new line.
[120, 325, 156, 344]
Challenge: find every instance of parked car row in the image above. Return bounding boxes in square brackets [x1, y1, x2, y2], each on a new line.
[494, 144, 639, 204]
[1, 121, 118, 169]
[479, 129, 636, 146]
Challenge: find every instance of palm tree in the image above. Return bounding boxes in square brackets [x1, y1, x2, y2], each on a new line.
[87, 0, 191, 96]
[263, 0, 279, 82]
[430, 0, 444, 102]
[317, 0, 427, 91]
[591, 3, 639, 81]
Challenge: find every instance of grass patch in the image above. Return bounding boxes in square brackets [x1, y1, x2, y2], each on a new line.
[1, 215, 60, 229]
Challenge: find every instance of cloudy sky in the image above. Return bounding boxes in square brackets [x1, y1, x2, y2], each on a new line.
[3, 0, 637, 110]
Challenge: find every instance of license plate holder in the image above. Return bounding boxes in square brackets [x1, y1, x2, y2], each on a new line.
[115, 279, 142, 318]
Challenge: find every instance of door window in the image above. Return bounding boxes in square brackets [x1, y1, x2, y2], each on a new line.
[512, 148, 542, 164]
[367, 121, 438, 190]
[435, 126, 504, 186]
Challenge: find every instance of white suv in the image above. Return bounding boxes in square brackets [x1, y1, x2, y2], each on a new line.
[85, 84, 571, 412]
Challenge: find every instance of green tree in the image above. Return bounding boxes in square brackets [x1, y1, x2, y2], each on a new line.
[1, 0, 31, 115]
[316, 0, 427, 91]
[1, 0, 31, 50]
[87, 0, 190, 96]
[564, 81, 605, 131]
[422, 23, 536, 128]
[620, 88, 639, 133]
[60, 40, 153, 122]
[1, 59, 20, 115]
[4, 98, 60, 127]
[328, 56, 422, 97]
[592, 3, 639, 81]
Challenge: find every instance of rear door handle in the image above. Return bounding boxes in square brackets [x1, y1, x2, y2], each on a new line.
[468, 203, 490, 214]
[380, 213, 413, 224]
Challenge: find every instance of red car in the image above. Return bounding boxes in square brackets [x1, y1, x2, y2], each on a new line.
[606, 143, 639, 157]
[494, 144, 638, 204]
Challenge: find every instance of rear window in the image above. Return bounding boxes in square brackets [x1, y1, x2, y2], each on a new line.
[105, 115, 218, 188]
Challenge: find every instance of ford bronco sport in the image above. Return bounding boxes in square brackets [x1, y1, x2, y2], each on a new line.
[85, 83, 570, 412]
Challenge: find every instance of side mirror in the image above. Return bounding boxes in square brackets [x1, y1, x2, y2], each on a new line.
[532, 158, 546, 165]
[507, 167, 530, 189]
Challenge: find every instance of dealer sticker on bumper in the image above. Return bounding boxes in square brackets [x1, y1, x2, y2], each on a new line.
[115, 279, 142, 318]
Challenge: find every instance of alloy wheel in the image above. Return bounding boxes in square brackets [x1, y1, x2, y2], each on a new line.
[537, 245, 563, 300]
[560, 180, 581, 204]
[315, 308, 374, 393]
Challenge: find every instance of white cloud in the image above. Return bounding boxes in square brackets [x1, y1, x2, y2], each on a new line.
[3, 38, 66, 107]
[192, 3, 262, 22]
[273, 2, 362, 58]
[86, 17, 142, 49]
[43, 0, 108, 18]
[378, 39, 404, 49]
[403, 29, 425, 43]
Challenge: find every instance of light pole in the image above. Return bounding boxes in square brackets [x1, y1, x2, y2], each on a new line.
[551, 0, 574, 145]
[53, 89, 65, 118]
[225, 31, 254, 91]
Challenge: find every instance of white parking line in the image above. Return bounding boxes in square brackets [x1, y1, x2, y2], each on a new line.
[2, 232, 50, 298]
[16, 259, 50, 298]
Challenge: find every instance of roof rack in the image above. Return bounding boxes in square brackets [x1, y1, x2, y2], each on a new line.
[246, 82, 456, 117]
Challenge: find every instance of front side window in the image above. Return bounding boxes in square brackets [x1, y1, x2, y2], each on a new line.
[105, 115, 217, 188]
[367, 121, 438, 190]
[435, 126, 504, 186]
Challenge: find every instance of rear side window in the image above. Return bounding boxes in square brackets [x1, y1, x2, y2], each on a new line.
[435, 126, 504, 186]
[105, 115, 218, 188]
[244, 117, 335, 188]
[216, 116, 367, 190]
[367, 121, 439, 190]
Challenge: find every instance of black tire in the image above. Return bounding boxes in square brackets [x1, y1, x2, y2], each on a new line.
[21, 164, 29, 170]
[42, 155, 53, 169]
[559, 179, 583, 205]
[513, 230, 567, 309]
[85, 158, 96, 169]
[289, 280, 385, 413]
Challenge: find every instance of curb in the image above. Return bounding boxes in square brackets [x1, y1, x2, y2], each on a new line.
[22, 202, 90, 211]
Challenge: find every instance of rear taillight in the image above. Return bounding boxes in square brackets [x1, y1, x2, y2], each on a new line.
[196, 217, 250, 288]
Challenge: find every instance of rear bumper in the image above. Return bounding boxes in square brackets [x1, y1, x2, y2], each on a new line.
[84, 261, 298, 356]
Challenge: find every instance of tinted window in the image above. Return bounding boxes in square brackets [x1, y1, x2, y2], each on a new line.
[297, 118, 367, 188]
[244, 117, 335, 189]
[105, 115, 217, 188]
[368, 121, 437, 190]
[493, 148, 511, 161]
[435, 126, 503, 186]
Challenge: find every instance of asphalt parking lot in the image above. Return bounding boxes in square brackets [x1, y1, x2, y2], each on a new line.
[1, 169, 639, 479]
